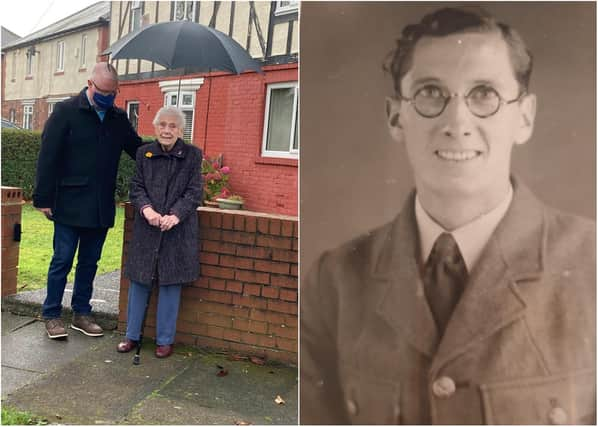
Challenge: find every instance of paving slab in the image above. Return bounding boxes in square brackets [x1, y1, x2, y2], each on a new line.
[1, 366, 42, 397]
[2, 315, 98, 374]
[130, 353, 298, 425]
[3, 333, 191, 425]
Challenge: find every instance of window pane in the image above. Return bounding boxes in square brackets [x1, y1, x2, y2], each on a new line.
[183, 110, 193, 142]
[175, 2, 185, 20]
[128, 103, 139, 131]
[80, 35, 86, 67]
[182, 94, 193, 105]
[266, 88, 294, 152]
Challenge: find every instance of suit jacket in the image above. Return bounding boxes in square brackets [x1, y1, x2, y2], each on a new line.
[33, 88, 142, 228]
[300, 179, 596, 424]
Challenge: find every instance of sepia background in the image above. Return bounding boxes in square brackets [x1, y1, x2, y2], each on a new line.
[300, 2, 596, 273]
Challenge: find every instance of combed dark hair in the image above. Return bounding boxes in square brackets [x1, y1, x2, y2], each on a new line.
[383, 7, 533, 95]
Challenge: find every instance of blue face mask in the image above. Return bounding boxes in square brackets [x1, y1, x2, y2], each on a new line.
[93, 91, 116, 110]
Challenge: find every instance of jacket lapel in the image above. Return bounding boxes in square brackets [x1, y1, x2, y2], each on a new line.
[375, 191, 440, 357]
[431, 178, 545, 372]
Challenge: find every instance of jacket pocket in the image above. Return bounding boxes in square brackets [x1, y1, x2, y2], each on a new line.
[341, 374, 401, 424]
[480, 369, 595, 424]
[59, 176, 89, 187]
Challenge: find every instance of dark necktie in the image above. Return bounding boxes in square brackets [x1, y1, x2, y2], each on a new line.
[423, 232, 468, 335]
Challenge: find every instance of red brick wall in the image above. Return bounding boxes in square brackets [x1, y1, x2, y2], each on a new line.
[116, 63, 298, 216]
[1, 187, 23, 297]
[118, 204, 298, 364]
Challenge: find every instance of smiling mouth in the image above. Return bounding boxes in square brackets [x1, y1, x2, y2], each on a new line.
[435, 149, 482, 162]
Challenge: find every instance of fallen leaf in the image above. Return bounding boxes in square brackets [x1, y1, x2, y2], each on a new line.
[250, 356, 265, 366]
[274, 395, 285, 405]
[174, 406, 182, 410]
[216, 364, 224, 369]
[235, 421, 252, 425]
[104, 360, 112, 363]
[55, 414, 62, 419]
[216, 369, 228, 377]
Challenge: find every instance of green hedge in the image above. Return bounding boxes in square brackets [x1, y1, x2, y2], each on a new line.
[1, 129, 153, 202]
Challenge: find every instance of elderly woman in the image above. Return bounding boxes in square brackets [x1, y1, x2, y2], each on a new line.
[117, 106, 202, 358]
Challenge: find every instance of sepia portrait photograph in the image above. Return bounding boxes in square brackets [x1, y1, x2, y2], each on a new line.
[300, 2, 596, 424]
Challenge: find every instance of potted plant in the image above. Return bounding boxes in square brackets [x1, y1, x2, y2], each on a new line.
[201, 155, 231, 206]
[216, 194, 244, 210]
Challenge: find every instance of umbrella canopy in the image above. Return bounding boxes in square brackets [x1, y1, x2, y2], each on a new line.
[103, 21, 262, 74]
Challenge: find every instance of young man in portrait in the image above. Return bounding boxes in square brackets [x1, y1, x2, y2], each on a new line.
[300, 6, 595, 424]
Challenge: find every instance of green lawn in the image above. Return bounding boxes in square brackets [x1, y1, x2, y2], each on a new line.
[17, 203, 125, 292]
[1, 406, 47, 425]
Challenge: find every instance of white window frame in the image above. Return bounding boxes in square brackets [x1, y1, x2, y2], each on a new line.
[11, 52, 16, 80]
[23, 104, 34, 130]
[158, 78, 204, 143]
[80, 34, 87, 68]
[131, 1, 142, 32]
[56, 40, 65, 72]
[261, 82, 299, 159]
[127, 101, 140, 131]
[9, 109, 16, 123]
[174, 1, 196, 21]
[25, 52, 33, 76]
[164, 91, 195, 142]
[275, 0, 299, 16]
[47, 97, 67, 117]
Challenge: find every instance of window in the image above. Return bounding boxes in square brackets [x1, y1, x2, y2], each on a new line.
[56, 41, 65, 72]
[130, 1, 142, 32]
[275, 0, 299, 15]
[48, 103, 56, 116]
[11, 52, 16, 80]
[261, 82, 299, 158]
[164, 91, 195, 142]
[23, 105, 33, 130]
[9, 109, 16, 123]
[174, 1, 195, 21]
[80, 34, 87, 68]
[127, 101, 140, 131]
[26, 52, 33, 76]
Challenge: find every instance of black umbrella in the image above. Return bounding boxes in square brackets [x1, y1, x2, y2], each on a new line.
[103, 21, 263, 146]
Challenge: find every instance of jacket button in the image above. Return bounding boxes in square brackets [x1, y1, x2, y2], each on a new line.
[548, 407, 568, 425]
[346, 398, 358, 416]
[432, 376, 456, 398]
[393, 404, 401, 420]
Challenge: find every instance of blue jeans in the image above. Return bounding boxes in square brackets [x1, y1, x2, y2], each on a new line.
[126, 281, 182, 346]
[42, 222, 108, 319]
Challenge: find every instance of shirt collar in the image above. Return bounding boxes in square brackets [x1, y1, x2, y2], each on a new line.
[415, 184, 513, 272]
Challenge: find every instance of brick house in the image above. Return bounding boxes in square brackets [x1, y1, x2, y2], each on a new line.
[1, 3, 110, 131]
[110, 1, 298, 215]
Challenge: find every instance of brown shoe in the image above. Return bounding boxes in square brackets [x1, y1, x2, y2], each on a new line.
[155, 344, 174, 358]
[45, 318, 68, 339]
[117, 339, 137, 353]
[70, 314, 104, 337]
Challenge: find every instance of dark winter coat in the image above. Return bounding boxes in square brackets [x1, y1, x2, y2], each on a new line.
[301, 179, 596, 424]
[33, 88, 142, 228]
[125, 139, 203, 286]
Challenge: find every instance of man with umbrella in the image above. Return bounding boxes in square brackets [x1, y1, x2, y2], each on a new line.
[34, 62, 143, 339]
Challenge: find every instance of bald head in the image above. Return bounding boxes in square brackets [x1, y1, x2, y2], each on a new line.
[87, 62, 120, 109]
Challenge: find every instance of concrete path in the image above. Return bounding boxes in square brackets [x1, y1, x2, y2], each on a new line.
[1, 272, 298, 425]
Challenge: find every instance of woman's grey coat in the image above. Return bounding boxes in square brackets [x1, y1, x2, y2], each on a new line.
[125, 139, 203, 286]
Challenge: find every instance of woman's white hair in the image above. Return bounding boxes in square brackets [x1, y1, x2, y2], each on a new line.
[152, 106, 186, 129]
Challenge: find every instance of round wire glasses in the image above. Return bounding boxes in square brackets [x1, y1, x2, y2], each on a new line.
[399, 84, 525, 118]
